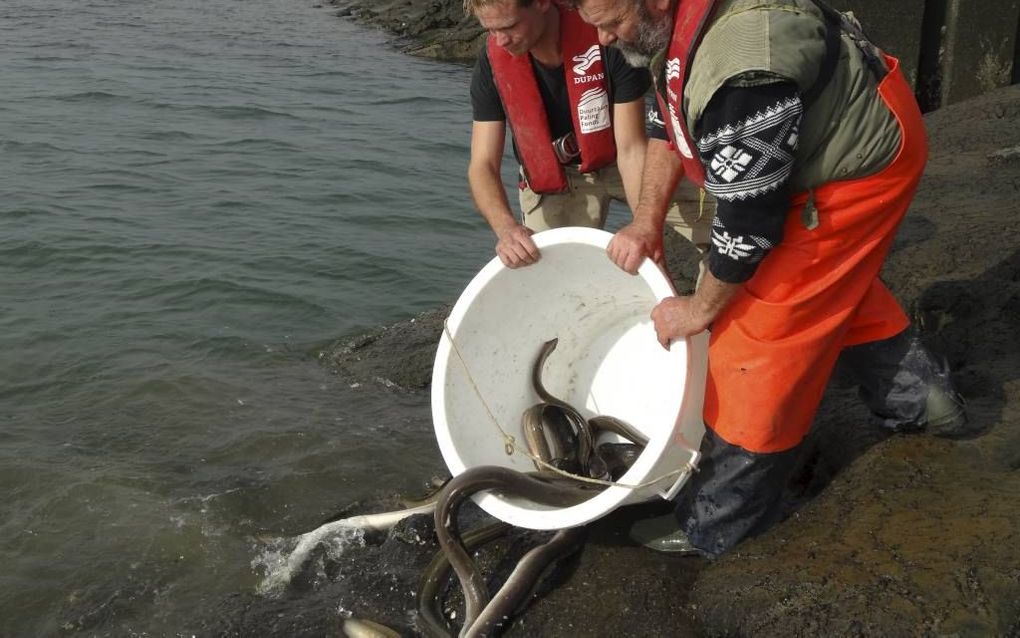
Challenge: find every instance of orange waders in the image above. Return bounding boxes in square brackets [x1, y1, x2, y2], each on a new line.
[703, 55, 925, 454]
[674, 56, 931, 556]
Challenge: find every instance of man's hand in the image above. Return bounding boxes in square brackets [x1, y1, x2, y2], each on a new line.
[607, 219, 663, 274]
[650, 296, 712, 349]
[496, 224, 540, 268]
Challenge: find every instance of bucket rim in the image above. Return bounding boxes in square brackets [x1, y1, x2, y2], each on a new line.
[431, 227, 690, 529]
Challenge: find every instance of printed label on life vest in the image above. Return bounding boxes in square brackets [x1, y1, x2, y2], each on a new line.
[577, 87, 611, 134]
[665, 58, 681, 82]
[668, 104, 694, 158]
[572, 45, 601, 75]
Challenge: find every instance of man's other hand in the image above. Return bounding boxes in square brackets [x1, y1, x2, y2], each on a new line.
[607, 220, 663, 274]
[650, 296, 711, 349]
[496, 224, 540, 268]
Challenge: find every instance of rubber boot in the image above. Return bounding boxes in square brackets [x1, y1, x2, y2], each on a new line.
[672, 429, 801, 556]
[835, 328, 969, 437]
[924, 377, 969, 438]
[628, 513, 701, 555]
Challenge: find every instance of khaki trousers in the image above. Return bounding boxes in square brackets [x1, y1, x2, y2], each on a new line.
[518, 163, 715, 280]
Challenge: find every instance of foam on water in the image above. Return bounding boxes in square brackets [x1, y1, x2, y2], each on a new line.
[254, 502, 437, 595]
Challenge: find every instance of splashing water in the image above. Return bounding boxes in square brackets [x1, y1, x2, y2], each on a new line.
[254, 502, 438, 594]
[254, 524, 366, 595]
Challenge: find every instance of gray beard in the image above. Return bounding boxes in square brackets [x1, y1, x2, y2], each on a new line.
[617, 43, 652, 68]
[616, 8, 673, 68]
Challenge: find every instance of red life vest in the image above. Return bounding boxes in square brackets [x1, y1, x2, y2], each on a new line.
[655, 0, 721, 188]
[488, 7, 617, 194]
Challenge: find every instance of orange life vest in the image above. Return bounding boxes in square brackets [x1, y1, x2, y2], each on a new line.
[488, 7, 617, 194]
[655, 0, 719, 187]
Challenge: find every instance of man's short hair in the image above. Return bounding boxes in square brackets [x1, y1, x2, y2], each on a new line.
[463, 0, 535, 16]
[559, 0, 640, 7]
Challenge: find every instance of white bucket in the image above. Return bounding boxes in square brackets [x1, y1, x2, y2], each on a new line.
[431, 227, 707, 530]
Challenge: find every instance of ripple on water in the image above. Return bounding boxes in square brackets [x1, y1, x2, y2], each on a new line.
[0, 0, 483, 633]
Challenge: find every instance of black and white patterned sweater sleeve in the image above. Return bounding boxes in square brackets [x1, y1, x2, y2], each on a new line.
[696, 81, 802, 283]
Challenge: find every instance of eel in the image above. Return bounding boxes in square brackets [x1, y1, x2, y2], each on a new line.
[417, 520, 511, 638]
[462, 525, 587, 638]
[530, 338, 607, 479]
[434, 466, 593, 635]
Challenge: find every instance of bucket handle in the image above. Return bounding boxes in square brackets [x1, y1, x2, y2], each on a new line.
[655, 450, 701, 501]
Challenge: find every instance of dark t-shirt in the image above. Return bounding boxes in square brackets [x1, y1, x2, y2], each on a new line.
[470, 43, 651, 145]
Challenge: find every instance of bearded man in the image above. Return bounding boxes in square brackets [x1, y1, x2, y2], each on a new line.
[465, 0, 713, 271]
[568, 0, 970, 556]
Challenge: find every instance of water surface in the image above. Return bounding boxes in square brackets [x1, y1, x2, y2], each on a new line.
[0, 0, 507, 633]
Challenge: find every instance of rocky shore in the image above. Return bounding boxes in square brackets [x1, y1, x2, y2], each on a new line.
[220, 6, 1020, 637]
[319, 83, 1020, 637]
[325, 0, 484, 63]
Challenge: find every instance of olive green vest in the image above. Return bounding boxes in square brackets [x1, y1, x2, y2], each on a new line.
[675, 0, 902, 195]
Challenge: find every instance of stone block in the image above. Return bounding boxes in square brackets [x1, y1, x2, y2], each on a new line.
[827, 0, 926, 88]
[940, 0, 1020, 105]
